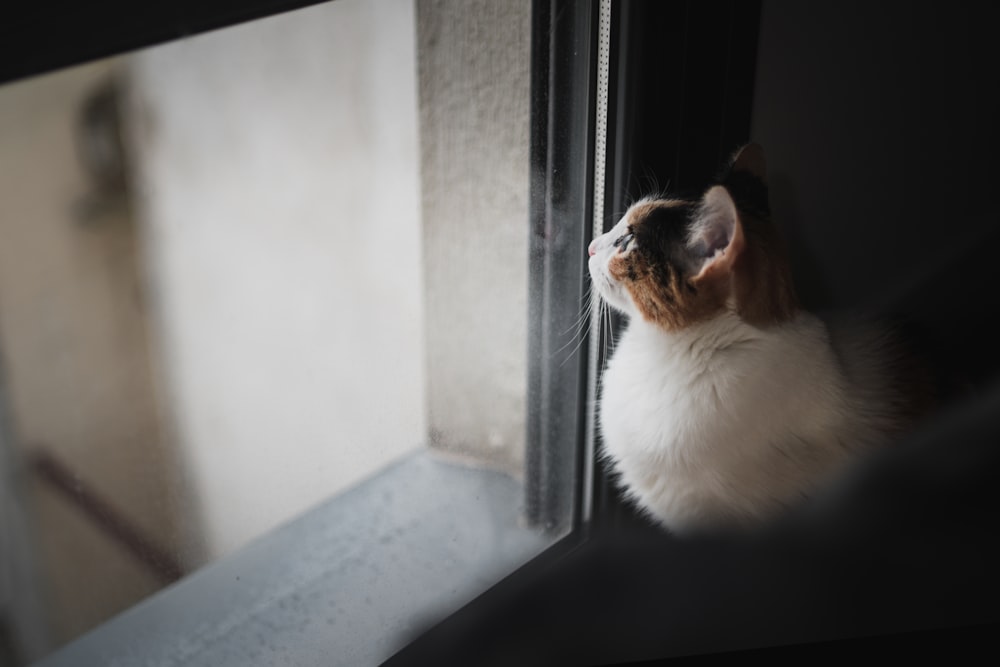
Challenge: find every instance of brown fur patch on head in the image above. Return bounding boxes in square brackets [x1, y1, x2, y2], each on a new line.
[608, 199, 732, 330]
[607, 165, 799, 332]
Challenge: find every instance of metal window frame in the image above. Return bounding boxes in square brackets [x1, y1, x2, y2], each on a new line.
[2, 0, 765, 662]
[0, 1, 328, 86]
[524, 0, 599, 535]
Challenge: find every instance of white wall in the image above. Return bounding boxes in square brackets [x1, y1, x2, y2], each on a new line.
[126, 0, 425, 559]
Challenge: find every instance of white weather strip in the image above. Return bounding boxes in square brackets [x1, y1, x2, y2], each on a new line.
[582, 0, 612, 523]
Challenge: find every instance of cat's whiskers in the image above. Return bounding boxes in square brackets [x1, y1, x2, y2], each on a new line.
[602, 299, 616, 356]
[554, 288, 598, 366]
[559, 288, 596, 338]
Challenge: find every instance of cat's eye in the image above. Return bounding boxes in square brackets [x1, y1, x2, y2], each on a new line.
[614, 232, 634, 252]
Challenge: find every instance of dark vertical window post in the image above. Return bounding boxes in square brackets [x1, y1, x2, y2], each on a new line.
[525, 0, 599, 533]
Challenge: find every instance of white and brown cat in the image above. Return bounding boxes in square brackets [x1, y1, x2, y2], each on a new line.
[589, 144, 929, 534]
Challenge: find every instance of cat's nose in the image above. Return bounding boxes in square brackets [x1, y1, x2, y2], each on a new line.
[588, 239, 597, 256]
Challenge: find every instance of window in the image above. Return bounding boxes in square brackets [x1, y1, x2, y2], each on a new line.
[0, 1, 578, 664]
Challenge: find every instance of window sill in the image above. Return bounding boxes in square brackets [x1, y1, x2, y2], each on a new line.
[33, 450, 550, 667]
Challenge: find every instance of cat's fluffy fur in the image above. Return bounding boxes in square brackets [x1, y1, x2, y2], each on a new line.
[589, 144, 923, 534]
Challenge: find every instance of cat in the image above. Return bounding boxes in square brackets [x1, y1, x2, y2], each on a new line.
[588, 143, 929, 534]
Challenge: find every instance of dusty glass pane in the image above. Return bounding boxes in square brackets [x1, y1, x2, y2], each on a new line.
[0, 1, 556, 663]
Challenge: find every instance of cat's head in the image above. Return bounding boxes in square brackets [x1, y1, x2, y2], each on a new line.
[588, 143, 798, 331]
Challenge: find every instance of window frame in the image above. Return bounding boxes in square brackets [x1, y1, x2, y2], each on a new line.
[524, 0, 598, 536]
[1, 0, 767, 663]
[0, 1, 327, 86]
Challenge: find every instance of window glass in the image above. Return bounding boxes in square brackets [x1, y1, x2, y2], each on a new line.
[0, 1, 564, 663]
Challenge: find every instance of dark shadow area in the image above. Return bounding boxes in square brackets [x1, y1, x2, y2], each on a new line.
[0, 619, 20, 667]
[388, 378, 1000, 664]
[753, 0, 1000, 404]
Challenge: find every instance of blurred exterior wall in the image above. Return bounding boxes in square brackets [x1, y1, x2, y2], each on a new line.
[125, 0, 426, 559]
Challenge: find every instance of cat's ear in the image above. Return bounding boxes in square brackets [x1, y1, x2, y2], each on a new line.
[729, 143, 767, 184]
[688, 185, 745, 283]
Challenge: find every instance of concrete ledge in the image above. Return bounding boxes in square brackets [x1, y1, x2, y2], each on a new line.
[34, 450, 549, 667]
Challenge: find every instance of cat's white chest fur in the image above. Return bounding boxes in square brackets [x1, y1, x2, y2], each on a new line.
[599, 311, 878, 533]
